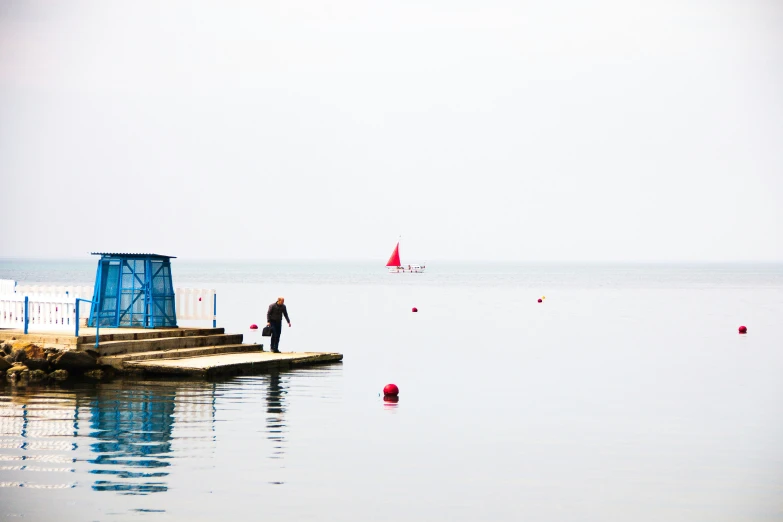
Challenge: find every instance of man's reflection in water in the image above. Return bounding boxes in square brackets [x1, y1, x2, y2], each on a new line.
[265, 371, 287, 460]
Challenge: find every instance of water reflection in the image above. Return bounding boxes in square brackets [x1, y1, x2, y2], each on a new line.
[87, 385, 176, 494]
[265, 371, 288, 461]
[0, 380, 221, 496]
[0, 390, 81, 490]
[0, 373, 297, 496]
[382, 394, 399, 412]
[0, 365, 342, 520]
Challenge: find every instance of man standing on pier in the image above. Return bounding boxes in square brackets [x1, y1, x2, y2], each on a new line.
[267, 297, 291, 353]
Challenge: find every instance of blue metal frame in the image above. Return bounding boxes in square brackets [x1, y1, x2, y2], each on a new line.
[117, 258, 147, 327]
[76, 298, 101, 349]
[88, 253, 177, 329]
[24, 296, 29, 334]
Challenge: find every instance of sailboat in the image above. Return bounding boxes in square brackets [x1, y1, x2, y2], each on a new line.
[386, 239, 426, 273]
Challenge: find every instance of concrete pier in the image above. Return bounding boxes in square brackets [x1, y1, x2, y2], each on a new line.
[0, 327, 342, 378]
[123, 351, 343, 378]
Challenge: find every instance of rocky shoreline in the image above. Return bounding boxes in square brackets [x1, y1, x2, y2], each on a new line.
[1, 341, 111, 385]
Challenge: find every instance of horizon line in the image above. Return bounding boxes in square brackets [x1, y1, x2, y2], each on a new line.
[1, 257, 782, 264]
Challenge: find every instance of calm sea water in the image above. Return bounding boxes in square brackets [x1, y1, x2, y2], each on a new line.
[1, 260, 783, 521]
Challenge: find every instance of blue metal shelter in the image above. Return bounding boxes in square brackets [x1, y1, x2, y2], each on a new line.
[88, 253, 177, 328]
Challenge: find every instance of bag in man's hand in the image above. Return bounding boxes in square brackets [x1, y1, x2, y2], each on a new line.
[261, 325, 273, 337]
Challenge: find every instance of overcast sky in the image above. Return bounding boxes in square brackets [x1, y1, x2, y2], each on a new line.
[1, 0, 781, 262]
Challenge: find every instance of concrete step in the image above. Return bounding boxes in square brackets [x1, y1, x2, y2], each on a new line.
[99, 344, 264, 370]
[79, 327, 225, 345]
[97, 333, 244, 357]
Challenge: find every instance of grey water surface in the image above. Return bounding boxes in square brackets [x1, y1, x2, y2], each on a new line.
[1, 261, 782, 521]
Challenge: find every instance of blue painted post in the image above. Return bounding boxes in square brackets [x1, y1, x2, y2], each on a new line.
[90, 259, 103, 328]
[145, 258, 153, 328]
[75, 299, 81, 337]
[95, 298, 100, 350]
[23, 296, 29, 334]
[213, 293, 217, 328]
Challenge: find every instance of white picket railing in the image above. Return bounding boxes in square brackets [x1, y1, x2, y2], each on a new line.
[0, 295, 82, 330]
[175, 288, 216, 322]
[0, 296, 25, 329]
[0, 283, 216, 331]
[26, 298, 78, 329]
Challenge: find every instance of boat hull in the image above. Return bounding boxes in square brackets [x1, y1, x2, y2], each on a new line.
[387, 265, 426, 273]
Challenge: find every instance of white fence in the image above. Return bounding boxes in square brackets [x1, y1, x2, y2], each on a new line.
[0, 295, 82, 330]
[0, 284, 93, 331]
[175, 288, 216, 321]
[0, 296, 26, 329]
[0, 284, 216, 331]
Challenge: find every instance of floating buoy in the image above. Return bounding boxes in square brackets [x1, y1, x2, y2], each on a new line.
[412, 307, 418, 313]
[383, 383, 399, 396]
[198, 297, 202, 301]
[738, 325, 747, 334]
[250, 324, 258, 330]
[537, 298, 542, 303]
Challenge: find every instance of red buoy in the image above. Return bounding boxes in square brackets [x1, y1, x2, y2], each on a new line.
[537, 298, 542, 303]
[383, 395, 399, 403]
[738, 325, 747, 334]
[198, 297, 202, 301]
[412, 307, 418, 313]
[250, 324, 258, 330]
[383, 383, 399, 396]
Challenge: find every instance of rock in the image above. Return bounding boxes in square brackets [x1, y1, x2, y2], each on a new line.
[6, 364, 27, 378]
[7, 366, 30, 382]
[29, 369, 47, 382]
[6, 364, 23, 381]
[53, 351, 97, 372]
[26, 344, 45, 358]
[10, 342, 45, 363]
[0, 357, 11, 371]
[84, 369, 105, 380]
[25, 358, 50, 372]
[50, 369, 69, 381]
[1, 343, 11, 355]
[8, 349, 28, 364]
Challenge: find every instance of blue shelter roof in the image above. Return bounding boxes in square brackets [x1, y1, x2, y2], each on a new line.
[90, 252, 177, 259]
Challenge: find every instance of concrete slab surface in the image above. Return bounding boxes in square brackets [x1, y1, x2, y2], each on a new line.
[125, 351, 343, 377]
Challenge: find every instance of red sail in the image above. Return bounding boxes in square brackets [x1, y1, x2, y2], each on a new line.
[386, 242, 401, 266]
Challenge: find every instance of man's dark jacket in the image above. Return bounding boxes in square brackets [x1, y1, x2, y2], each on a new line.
[267, 303, 290, 323]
